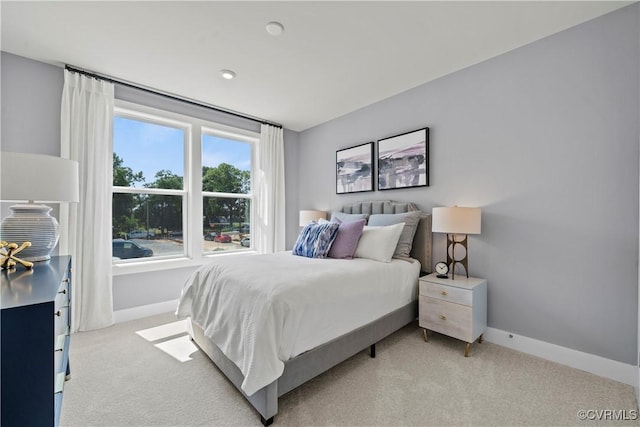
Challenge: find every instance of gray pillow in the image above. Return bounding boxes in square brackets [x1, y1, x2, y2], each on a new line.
[367, 211, 421, 258]
[330, 211, 369, 223]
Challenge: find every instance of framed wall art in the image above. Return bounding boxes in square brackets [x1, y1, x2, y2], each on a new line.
[378, 127, 429, 190]
[336, 142, 374, 194]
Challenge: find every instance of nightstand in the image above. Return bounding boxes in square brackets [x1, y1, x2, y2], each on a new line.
[419, 273, 487, 357]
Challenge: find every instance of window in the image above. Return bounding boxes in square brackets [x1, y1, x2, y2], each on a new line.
[112, 101, 257, 265]
[202, 132, 252, 254]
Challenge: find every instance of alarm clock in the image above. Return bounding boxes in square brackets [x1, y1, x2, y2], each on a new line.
[435, 262, 449, 279]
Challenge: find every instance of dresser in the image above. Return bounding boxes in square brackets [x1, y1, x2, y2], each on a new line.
[1, 256, 72, 426]
[418, 273, 487, 356]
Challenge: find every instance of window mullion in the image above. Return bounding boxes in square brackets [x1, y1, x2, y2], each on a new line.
[189, 126, 203, 259]
[113, 186, 185, 196]
[202, 191, 251, 199]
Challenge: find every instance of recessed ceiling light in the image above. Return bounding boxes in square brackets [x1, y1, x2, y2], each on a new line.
[220, 69, 236, 80]
[266, 21, 284, 36]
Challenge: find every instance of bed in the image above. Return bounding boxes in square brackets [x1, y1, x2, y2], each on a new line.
[177, 201, 432, 425]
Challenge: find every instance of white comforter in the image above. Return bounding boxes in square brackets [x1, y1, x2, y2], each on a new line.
[176, 251, 420, 396]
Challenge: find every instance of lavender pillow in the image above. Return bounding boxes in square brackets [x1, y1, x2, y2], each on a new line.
[327, 218, 366, 259]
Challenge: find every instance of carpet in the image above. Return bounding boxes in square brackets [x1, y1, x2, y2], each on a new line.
[61, 312, 639, 426]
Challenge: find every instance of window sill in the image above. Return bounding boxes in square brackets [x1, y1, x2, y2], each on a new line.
[112, 250, 258, 276]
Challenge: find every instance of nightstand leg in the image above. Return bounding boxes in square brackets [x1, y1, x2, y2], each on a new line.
[422, 328, 428, 342]
[464, 343, 471, 357]
[478, 334, 484, 344]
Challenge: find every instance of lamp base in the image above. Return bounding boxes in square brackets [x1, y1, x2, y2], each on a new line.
[446, 233, 470, 280]
[0, 203, 59, 262]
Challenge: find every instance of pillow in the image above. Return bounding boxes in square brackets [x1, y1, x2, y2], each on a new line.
[292, 222, 340, 258]
[330, 211, 369, 223]
[327, 218, 366, 259]
[368, 211, 421, 258]
[354, 222, 405, 263]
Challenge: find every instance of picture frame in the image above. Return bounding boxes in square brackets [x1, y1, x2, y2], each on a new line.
[377, 127, 429, 190]
[336, 142, 374, 194]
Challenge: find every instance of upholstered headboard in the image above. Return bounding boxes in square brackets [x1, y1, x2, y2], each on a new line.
[340, 200, 432, 273]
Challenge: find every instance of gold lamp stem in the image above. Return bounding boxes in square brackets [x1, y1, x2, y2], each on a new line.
[446, 233, 469, 280]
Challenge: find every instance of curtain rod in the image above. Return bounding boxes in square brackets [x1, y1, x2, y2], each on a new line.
[64, 65, 283, 129]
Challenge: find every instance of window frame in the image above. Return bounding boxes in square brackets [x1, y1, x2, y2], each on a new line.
[112, 100, 259, 275]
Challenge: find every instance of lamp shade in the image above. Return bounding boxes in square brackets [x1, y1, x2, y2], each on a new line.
[299, 210, 326, 226]
[432, 207, 481, 235]
[1, 152, 79, 203]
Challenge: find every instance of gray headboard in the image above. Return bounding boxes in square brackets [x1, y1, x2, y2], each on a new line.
[340, 200, 432, 274]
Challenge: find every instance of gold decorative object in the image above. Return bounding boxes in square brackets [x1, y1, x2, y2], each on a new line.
[0, 241, 34, 270]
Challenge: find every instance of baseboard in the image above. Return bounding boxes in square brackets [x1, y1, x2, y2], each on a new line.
[113, 299, 179, 324]
[484, 327, 637, 388]
[636, 372, 639, 408]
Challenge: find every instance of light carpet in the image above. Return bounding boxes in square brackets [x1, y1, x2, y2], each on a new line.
[61, 312, 639, 426]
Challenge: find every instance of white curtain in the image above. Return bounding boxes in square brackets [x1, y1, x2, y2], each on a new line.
[253, 124, 286, 253]
[60, 70, 114, 332]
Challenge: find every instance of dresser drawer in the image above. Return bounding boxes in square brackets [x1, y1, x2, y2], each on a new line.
[54, 334, 70, 377]
[54, 306, 70, 338]
[419, 280, 471, 306]
[419, 296, 473, 342]
[54, 277, 70, 311]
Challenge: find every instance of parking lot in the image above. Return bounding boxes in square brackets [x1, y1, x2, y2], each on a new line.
[128, 238, 247, 257]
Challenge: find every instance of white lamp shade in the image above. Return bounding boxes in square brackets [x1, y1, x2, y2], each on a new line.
[432, 207, 481, 235]
[1, 152, 79, 203]
[299, 210, 327, 226]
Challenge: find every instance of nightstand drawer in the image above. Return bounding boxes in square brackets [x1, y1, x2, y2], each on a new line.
[420, 280, 471, 306]
[419, 296, 472, 342]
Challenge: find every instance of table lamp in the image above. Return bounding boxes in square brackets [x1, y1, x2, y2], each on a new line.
[432, 206, 481, 279]
[299, 210, 327, 226]
[1, 152, 80, 261]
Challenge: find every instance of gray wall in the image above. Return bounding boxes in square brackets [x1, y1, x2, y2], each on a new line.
[0, 52, 64, 251]
[1, 53, 63, 155]
[296, 5, 639, 365]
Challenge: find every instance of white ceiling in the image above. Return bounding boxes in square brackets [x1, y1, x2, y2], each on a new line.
[1, 1, 632, 131]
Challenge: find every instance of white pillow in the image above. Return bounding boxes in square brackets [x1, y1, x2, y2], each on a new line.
[368, 211, 421, 258]
[354, 222, 405, 263]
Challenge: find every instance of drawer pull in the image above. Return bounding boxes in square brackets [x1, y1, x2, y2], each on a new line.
[439, 315, 447, 320]
[55, 310, 62, 317]
[58, 289, 67, 295]
[440, 291, 448, 296]
[62, 278, 70, 283]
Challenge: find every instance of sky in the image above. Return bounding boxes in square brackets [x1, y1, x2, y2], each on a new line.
[113, 116, 251, 185]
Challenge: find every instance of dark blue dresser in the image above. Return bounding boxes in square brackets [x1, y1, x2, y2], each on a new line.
[1, 256, 72, 426]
